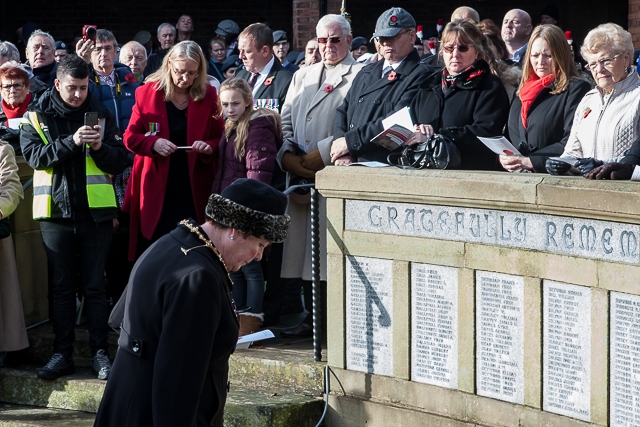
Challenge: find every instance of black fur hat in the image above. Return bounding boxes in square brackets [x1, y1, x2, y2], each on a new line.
[206, 179, 290, 243]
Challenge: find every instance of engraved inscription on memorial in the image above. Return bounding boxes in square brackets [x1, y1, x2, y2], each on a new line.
[346, 256, 393, 376]
[543, 281, 591, 422]
[411, 264, 458, 389]
[610, 292, 640, 427]
[476, 271, 524, 404]
[344, 200, 640, 264]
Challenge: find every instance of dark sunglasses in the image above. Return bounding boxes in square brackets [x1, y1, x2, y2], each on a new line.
[317, 37, 341, 44]
[443, 44, 471, 53]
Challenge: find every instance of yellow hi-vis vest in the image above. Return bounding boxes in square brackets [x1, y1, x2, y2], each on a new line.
[25, 111, 117, 220]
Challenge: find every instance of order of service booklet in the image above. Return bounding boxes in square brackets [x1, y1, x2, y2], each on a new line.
[476, 136, 522, 156]
[370, 106, 414, 150]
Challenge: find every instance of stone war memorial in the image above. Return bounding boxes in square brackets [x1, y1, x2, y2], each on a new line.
[317, 167, 640, 427]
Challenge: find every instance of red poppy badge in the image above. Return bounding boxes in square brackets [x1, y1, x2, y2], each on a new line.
[124, 73, 137, 83]
[324, 85, 333, 93]
[387, 71, 397, 81]
[264, 76, 275, 86]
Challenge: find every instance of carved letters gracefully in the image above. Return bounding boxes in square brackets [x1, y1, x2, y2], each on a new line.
[349, 200, 640, 264]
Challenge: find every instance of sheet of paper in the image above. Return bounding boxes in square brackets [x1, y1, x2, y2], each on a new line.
[344, 161, 391, 168]
[236, 329, 275, 349]
[382, 106, 413, 131]
[8, 118, 26, 129]
[477, 136, 522, 156]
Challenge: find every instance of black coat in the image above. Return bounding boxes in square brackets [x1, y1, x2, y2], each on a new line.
[333, 49, 433, 162]
[410, 60, 510, 170]
[94, 222, 239, 427]
[506, 78, 591, 172]
[20, 89, 127, 222]
[236, 57, 293, 113]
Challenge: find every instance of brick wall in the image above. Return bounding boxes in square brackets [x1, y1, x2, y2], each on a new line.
[630, 0, 640, 46]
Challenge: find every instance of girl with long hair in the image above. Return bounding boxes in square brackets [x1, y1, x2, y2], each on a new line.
[213, 77, 283, 336]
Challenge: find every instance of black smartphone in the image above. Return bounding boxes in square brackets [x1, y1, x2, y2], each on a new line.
[84, 112, 99, 127]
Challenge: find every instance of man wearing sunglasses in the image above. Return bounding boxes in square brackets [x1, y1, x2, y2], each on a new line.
[330, 7, 433, 164]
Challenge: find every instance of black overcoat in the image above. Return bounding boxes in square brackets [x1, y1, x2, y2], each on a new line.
[506, 78, 591, 172]
[410, 59, 510, 170]
[236, 57, 293, 113]
[333, 50, 433, 162]
[94, 221, 239, 427]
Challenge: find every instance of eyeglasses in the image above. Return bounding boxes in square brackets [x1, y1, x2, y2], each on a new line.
[443, 44, 472, 53]
[1, 83, 26, 91]
[585, 53, 622, 71]
[171, 65, 198, 79]
[317, 37, 342, 44]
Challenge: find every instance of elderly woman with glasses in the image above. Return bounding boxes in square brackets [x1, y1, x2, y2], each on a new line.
[408, 20, 510, 170]
[0, 61, 38, 154]
[547, 23, 640, 175]
[123, 41, 224, 260]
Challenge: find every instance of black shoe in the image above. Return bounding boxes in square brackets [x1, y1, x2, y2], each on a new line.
[37, 353, 75, 380]
[280, 323, 313, 338]
[92, 349, 112, 380]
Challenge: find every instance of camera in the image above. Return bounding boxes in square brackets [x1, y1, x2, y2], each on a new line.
[83, 25, 98, 42]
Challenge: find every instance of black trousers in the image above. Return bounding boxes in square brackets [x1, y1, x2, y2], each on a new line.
[40, 218, 112, 356]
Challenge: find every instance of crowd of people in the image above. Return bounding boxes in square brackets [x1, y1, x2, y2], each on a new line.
[0, 6, 640, 426]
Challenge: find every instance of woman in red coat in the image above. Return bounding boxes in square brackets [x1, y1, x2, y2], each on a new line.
[124, 41, 224, 260]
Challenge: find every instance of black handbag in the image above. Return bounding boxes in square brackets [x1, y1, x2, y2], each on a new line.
[387, 134, 461, 169]
[0, 217, 11, 239]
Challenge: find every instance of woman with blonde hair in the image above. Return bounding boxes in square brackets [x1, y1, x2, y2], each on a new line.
[501, 24, 590, 173]
[123, 41, 224, 260]
[548, 23, 640, 174]
[212, 77, 282, 336]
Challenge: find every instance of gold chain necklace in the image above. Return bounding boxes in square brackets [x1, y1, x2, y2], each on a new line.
[179, 219, 233, 285]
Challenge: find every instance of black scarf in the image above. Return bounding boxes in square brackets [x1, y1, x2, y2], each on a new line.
[441, 59, 487, 95]
[32, 61, 55, 82]
[45, 87, 94, 122]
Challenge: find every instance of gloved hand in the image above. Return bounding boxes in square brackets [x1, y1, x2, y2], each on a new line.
[575, 157, 604, 175]
[584, 162, 635, 180]
[281, 152, 315, 179]
[301, 149, 325, 172]
[545, 158, 572, 175]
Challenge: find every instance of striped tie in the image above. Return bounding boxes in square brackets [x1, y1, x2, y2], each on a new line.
[248, 72, 259, 88]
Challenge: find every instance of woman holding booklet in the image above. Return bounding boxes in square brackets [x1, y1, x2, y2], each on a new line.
[501, 25, 590, 173]
[408, 20, 510, 170]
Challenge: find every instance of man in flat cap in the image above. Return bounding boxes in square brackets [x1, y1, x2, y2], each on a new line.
[330, 7, 433, 164]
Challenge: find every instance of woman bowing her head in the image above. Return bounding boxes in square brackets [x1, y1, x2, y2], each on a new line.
[123, 41, 224, 260]
[409, 20, 510, 170]
[501, 25, 590, 173]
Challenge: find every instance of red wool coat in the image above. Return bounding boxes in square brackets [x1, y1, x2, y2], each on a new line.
[123, 82, 224, 260]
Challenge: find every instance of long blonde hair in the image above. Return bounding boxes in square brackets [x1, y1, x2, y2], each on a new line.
[146, 40, 208, 101]
[518, 25, 579, 95]
[218, 77, 282, 160]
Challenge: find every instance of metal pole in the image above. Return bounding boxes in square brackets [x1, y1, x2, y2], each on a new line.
[310, 187, 322, 362]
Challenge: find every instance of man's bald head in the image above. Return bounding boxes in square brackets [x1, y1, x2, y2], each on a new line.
[451, 6, 480, 23]
[501, 9, 532, 51]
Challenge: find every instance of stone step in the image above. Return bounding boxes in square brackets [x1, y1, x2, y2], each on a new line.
[0, 367, 325, 426]
[0, 403, 95, 427]
[22, 324, 326, 395]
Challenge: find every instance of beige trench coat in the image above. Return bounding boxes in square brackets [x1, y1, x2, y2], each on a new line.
[0, 141, 28, 352]
[277, 55, 363, 280]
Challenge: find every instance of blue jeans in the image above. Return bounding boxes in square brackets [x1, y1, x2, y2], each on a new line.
[40, 219, 112, 356]
[230, 260, 264, 314]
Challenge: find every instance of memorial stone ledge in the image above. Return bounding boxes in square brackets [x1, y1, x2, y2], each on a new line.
[317, 167, 640, 427]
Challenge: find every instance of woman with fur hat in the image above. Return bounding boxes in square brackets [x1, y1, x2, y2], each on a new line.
[94, 178, 290, 427]
[213, 78, 282, 336]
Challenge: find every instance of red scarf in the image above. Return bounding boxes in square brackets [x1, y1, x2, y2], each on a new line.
[520, 74, 554, 129]
[2, 92, 32, 123]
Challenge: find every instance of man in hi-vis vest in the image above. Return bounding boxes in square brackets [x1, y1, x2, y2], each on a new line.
[20, 54, 128, 381]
